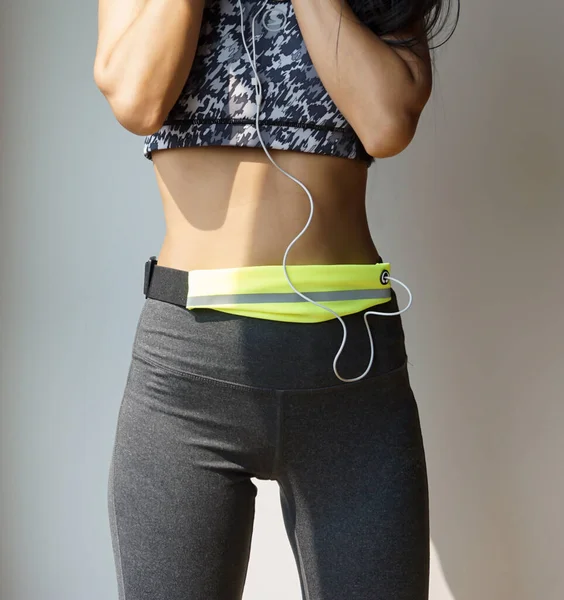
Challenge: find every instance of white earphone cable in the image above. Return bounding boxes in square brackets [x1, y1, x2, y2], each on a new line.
[237, 0, 412, 382]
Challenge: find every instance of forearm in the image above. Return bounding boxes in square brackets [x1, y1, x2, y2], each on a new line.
[291, 0, 431, 157]
[96, 0, 205, 134]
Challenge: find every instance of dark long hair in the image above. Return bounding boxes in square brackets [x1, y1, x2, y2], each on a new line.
[338, 0, 460, 58]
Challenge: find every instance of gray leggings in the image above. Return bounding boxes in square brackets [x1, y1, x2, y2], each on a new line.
[108, 288, 429, 600]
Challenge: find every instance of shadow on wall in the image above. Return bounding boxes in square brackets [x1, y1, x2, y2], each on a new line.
[389, 2, 564, 600]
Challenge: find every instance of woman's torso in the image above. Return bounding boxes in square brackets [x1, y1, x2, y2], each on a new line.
[152, 145, 381, 271]
[148, 0, 381, 271]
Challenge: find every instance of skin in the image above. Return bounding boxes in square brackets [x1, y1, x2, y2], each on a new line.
[152, 145, 380, 271]
[94, 0, 433, 272]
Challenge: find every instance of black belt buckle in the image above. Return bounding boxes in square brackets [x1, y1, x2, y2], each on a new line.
[144, 255, 158, 298]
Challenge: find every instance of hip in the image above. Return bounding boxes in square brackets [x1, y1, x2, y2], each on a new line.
[133, 273, 409, 389]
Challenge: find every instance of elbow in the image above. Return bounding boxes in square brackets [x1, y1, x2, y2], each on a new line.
[93, 63, 165, 136]
[112, 96, 165, 136]
[362, 111, 420, 159]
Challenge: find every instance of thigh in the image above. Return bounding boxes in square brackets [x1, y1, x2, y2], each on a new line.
[277, 363, 429, 600]
[107, 353, 258, 600]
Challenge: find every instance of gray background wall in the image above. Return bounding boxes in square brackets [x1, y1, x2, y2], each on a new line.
[1, 1, 563, 599]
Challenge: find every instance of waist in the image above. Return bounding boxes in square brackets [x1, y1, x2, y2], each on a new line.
[153, 146, 378, 270]
[148, 259, 392, 324]
[158, 232, 382, 273]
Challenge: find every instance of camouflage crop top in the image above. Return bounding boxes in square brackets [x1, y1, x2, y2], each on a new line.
[143, 0, 376, 166]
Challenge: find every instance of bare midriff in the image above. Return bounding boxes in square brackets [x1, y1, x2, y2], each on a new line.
[151, 145, 382, 271]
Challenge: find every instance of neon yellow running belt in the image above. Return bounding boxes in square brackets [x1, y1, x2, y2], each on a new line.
[186, 263, 392, 323]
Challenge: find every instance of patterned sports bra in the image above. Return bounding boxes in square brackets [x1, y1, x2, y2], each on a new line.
[143, 0, 376, 166]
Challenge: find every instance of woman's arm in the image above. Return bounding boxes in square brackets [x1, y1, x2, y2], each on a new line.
[291, 0, 433, 158]
[93, 0, 205, 135]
